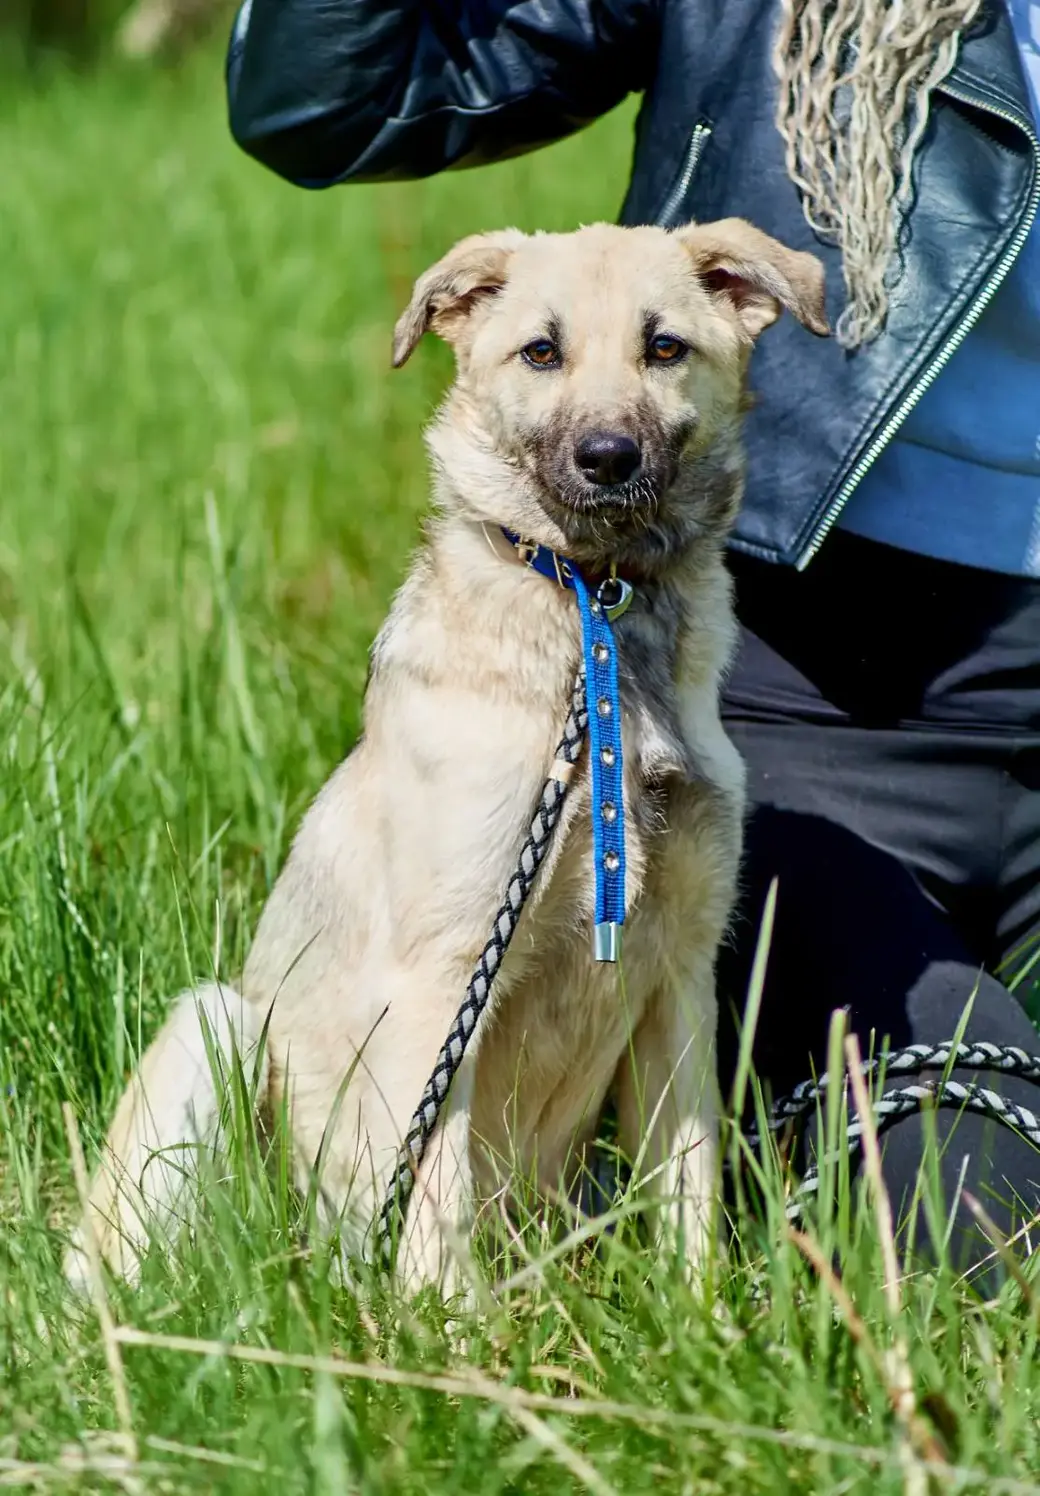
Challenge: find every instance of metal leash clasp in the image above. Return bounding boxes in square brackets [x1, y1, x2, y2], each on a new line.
[595, 563, 633, 622]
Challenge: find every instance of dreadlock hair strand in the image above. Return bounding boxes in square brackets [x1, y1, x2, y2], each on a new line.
[774, 0, 985, 348]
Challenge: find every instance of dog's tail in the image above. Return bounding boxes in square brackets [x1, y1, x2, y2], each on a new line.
[64, 982, 269, 1290]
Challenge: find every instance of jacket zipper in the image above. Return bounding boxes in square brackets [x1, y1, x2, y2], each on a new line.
[797, 84, 1040, 570]
[656, 121, 713, 228]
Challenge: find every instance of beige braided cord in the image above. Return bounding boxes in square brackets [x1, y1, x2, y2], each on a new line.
[774, 0, 985, 348]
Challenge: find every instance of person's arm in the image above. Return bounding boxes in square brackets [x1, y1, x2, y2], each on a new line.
[226, 0, 659, 189]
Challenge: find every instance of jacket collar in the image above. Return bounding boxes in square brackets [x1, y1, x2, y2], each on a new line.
[947, 0, 1035, 126]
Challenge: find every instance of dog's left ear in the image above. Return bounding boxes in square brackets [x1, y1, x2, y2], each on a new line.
[675, 218, 830, 341]
[392, 229, 527, 368]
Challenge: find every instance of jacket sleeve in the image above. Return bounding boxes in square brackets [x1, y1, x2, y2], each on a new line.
[225, 0, 660, 188]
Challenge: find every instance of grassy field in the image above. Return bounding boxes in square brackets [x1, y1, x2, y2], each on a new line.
[3, 47, 1040, 1495]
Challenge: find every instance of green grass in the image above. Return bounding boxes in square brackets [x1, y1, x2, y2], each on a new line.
[3, 48, 1040, 1495]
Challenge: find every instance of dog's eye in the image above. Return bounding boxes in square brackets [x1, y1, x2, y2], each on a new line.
[647, 334, 689, 364]
[521, 339, 561, 368]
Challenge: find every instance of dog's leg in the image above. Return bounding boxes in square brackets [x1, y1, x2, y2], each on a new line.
[395, 1054, 477, 1307]
[614, 961, 720, 1281]
[64, 982, 268, 1290]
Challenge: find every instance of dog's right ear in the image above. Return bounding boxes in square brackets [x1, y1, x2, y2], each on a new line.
[392, 230, 526, 368]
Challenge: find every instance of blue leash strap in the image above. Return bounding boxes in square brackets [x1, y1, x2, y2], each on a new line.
[500, 527, 630, 962]
[570, 570, 626, 961]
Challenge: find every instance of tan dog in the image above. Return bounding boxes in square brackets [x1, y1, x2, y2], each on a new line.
[66, 218, 827, 1300]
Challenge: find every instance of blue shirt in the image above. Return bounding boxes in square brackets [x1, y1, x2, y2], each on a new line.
[838, 0, 1040, 576]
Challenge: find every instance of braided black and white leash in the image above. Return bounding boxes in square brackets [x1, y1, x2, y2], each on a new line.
[370, 538, 1040, 1268]
[745, 1041, 1040, 1221]
[375, 666, 589, 1264]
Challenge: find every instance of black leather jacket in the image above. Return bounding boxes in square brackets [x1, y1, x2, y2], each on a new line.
[226, 0, 1039, 568]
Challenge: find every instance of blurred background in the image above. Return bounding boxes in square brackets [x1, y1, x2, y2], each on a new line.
[0, 10, 632, 1130]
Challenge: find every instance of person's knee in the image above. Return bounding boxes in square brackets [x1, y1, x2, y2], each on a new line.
[718, 808, 970, 1102]
[867, 1108, 1040, 1291]
[906, 959, 1040, 1051]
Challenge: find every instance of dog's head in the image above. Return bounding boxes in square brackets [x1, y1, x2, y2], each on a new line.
[393, 219, 828, 570]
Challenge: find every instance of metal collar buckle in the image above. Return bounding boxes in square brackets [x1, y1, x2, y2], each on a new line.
[510, 533, 573, 590]
[552, 553, 574, 587]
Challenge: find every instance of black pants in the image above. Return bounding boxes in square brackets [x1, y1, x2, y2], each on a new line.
[717, 531, 1040, 1276]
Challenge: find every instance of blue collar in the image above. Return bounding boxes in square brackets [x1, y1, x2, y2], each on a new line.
[498, 526, 632, 962]
[498, 527, 634, 620]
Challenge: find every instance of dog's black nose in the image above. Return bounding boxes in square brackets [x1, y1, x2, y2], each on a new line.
[574, 432, 642, 486]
